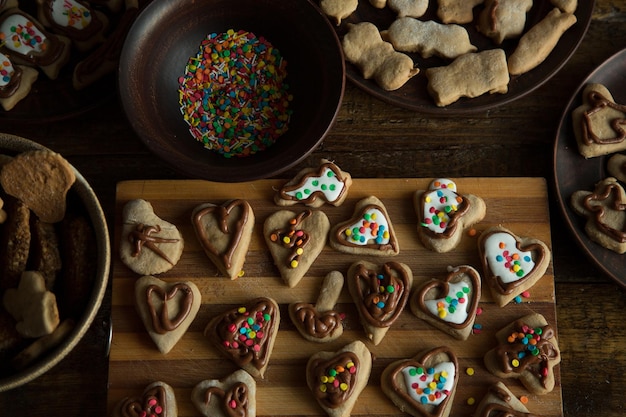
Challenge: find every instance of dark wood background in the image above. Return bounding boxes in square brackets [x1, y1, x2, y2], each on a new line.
[0, 1, 625, 416]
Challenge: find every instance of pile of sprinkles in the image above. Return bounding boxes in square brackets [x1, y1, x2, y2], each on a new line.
[178, 29, 293, 158]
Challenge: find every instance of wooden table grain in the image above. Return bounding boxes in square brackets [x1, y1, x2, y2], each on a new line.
[0, 1, 625, 416]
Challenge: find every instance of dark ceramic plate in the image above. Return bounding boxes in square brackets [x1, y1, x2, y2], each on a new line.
[334, 0, 594, 113]
[553, 48, 626, 289]
[118, 0, 345, 182]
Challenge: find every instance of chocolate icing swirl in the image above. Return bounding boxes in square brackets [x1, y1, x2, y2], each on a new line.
[581, 90, 626, 145]
[289, 303, 342, 339]
[279, 162, 348, 205]
[119, 385, 167, 417]
[308, 352, 359, 409]
[582, 182, 626, 243]
[0, 65, 22, 99]
[145, 283, 194, 334]
[204, 382, 250, 417]
[418, 191, 471, 239]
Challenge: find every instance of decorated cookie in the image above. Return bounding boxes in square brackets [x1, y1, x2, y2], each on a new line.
[410, 265, 481, 340]
[119, 199, 184, 275]
[476, 0, 533, 44]
[320, 0, 358, 25]
[484, 313, 560, 395]
[572, 83, 626, 158]
[478, 226, 551, 307]
[381, 346, 459, 417]
[330, 196, 399, 256]
[342, 22, 419, 91]
[607, 154, 626, 183]
[347, 260, 412, 345]
[570, 177, 626, 254]
[0, 149, 76, 223]
[112, 381, 177, 417]
[414, 178, 486, 253]
[474, 381, 538, 417]
[306, 340, 372, 417]
[192, 199, 255, 280]
[388, 0, 428, 18]
[264, 209, 329, 288]
[191, 369, 257, 417]
[274, 159, 352, 208]
[0, 52, 38, 111]
[436, 0, 484, 24]
[134, 275, 201, 354]
[204, 297, 280, 379]
[289, 270, 344, 343]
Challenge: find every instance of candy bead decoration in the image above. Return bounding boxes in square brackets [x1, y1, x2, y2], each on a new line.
[421, 179, 464, 234]
[401, 361, 456, 406]
[0, 14, 48, 56]
[424, 281, 470, 324]
[483, 232, 535, 284]
[283, 165, 346, 204]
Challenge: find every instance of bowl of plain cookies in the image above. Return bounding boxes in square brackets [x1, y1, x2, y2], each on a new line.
[118, 0, 346, 182]
[0, 133, 110, 391]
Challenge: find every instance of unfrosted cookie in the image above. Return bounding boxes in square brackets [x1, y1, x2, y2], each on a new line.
[551, 0, 577, 13]
[289, 270, 344, 343]
[425, 49, 509, 107]
[0, 52, 38, 111]
[192, 199, 255, 280]
[572, 83, 626, 158]
[0, 197, 31, 291]
[112, 381, 177, 417]
[204, 297, 280, 379]
[264, 209, 329, 288]
[410, 265, 481, 340]
[607, 154, 626, 183]
[477, 226, 551, 307]
[347, 260, 412, 345]
[382, 17, 476, 60]
[119, 199, 184, 275]
[474, 381, 537, 417]
[414, 178, 486, 252]
[484, 313, 560, 395]
[275, 159, 352, 208]
[388, 0, 428, 18]
[508, 8, 577, 76]
[571, 177, 626, 254]
[330, 196, 400, 256]
[476, 0, 533, 45]
[437, 0, 484, 24]
[320, 0, 358, 25]
[306, 340, 372, 417]
[381, 346, 458, 417]
[12, 318, 74, 370]
[191, 369, 257, 417]
[342, 22, 419, 91]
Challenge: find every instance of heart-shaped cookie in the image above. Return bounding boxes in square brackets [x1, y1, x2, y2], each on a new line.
[264, 209, 329, 288]
[120, 199, 184, 275]
[381, 347, 458, 417]
[484, 313, 561, 395]
[347, 260, 413, 345]
[192, 199, 255, 279]
[289, 270, 344, 343]
[410, 265, 481, 340]
[477, 226, 550, 307]
[306, 340, 372, 417]
[191, 369, 257, 417]
[330, 196, 399, 256]
[571, 177, 626, 254]
[204, 297, 280, 379]
[134, 275, 201, 354]
[474, 381, 535, 417]
[112, 381, 177, 417]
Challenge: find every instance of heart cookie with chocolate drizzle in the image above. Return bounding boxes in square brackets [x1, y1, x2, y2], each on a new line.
[410, 265, 481, 340]
[381, 346, 459, 417]
[134, 275, 201, 354]
[192, 199, 255, 280]
[264, 209, 329, 288]
[347, 260, 413, 345]
[112, 381, 177, 417]
[204, 297, 280, 379]
[306, 340, 372, 417]
[191, 369, 257, 417]
[477, 226, 551, 307]
[474, 381, 537, 417]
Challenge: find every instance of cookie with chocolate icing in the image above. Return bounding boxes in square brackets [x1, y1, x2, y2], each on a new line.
[484, 313, 560, 395]
[134, 275, 201, 354]
[306, 340, 372, 417]
[347, 260, 413, 345]
[474, 381, 538, 417]
[191, 369, 257, 417]
[112, 381, 177, 417]
[0, 52, 38, 111]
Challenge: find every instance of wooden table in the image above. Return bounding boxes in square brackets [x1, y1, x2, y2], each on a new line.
[1, 1, 625, 416]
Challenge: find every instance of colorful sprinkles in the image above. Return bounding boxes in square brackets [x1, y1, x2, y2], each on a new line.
[421, 179, 463, 233]
[373, 274, 396, 309]
[318, 360, 357, 393]
[178, 29, 293, 158]
[506, 325, 544, 367]
[405, 366, 452, 405]
[343, 208, 389, 245]
[435, 285, 470, 319]
[496, 241, 532, 277]
[222, 306, 271, 352]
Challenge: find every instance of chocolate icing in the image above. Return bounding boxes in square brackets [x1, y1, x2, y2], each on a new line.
[581, 90, 626, 145]
[204, 382, 250, 417]
[128, 223, 180, 264]
[308, 352, 359, 409]
[0, 65, 22, 99]
[119, 385, 167, 417]
[289, 302, 342, 339]
[268, 210, 311, 268]
[582, 182, 626, 243]
[418, 188, 471, 240]
[475, 385, 539, 417]
[278, 162, 348, 205]
[145, 283, 194, 334]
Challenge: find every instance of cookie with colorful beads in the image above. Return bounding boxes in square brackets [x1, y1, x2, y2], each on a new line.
[484, 313, 560, 395]
[275, 159, 352, 208]
[381, 346, 459, 417]
[473, 381, 538, 417]
[0, 51, 38, 111]
[191, 369, 257, 417]
[305, 340, 372, 417]
[330, 195, 399, 256]
[112, 381, 178, 417]
[410, 265, 481, 340]
[414, 178, 486, 253]
[477, 226, 551, 307]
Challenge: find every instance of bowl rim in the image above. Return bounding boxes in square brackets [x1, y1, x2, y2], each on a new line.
[0, 133, 111, 392]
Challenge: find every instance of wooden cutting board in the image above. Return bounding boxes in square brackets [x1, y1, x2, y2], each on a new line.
[107, 178, 562, 417]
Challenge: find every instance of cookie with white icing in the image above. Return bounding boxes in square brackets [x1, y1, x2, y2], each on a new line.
[112, 381, 177, 417]
[0, 52, 38, 111]
[191, 369, 257, 417]
[414, 178, 486, 252]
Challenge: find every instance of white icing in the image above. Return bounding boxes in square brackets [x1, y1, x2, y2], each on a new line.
[284, 166, 345, 202]
[483, 232, 535, 284]
[0, 14, 48, 56]
[424, 281, 470, 324]
[0, 52, 15, 87]
[421, 178, 461, 234]
[343, 208, 390, 246]
[49, 0, 92, 29]
[401, 361, 456, 406]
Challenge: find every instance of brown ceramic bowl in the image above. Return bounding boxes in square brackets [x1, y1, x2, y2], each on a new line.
[118, 0, 345, 182]
[0, 134, 110, 391]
